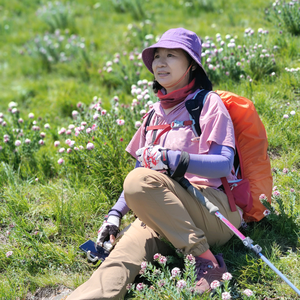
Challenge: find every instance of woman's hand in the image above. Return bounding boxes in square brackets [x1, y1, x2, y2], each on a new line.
[96, 215, 120, 248]
[136, 145, 169, 170]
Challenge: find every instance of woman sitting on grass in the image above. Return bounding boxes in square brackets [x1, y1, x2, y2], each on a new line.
[67, 27, 242, 300]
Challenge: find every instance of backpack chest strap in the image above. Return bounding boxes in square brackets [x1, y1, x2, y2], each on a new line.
[147, 120, 195, 145]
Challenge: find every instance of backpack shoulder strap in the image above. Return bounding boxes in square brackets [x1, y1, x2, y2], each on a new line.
[144, 109, 155, 137]
[185, 89, 211, 136]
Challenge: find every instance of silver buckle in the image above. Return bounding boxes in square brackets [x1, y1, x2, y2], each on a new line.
[171, 120, 185, 128]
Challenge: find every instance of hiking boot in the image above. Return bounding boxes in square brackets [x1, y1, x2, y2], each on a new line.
[194, 253, 227, 294]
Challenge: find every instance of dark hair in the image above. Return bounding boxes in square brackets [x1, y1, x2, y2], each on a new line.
[152, 51, 212, 93]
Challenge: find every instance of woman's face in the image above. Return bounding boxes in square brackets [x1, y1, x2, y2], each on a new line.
[152, 48, 190, 93]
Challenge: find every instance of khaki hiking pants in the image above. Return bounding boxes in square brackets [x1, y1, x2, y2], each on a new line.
[67, 168, 242, 300]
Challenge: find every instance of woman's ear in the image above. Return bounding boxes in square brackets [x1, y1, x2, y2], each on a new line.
[191, 64, 197, 71]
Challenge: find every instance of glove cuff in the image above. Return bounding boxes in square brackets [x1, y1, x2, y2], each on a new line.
[107, 215, 121, 227]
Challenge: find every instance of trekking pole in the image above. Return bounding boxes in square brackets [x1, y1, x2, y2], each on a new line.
[176, 176, 300, 296]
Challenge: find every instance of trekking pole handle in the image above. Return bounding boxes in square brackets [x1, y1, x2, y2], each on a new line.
[177, 177, 219, 215]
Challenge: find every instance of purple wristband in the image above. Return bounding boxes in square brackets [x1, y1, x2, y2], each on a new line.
[168, 142, 234, 178]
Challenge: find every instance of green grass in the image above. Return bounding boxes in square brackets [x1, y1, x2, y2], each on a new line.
[0, 0, 300, 299]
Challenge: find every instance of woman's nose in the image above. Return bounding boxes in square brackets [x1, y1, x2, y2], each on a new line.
[157, 57, 167, 67]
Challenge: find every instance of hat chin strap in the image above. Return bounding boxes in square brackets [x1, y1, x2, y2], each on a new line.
[162, 64, 192, 89]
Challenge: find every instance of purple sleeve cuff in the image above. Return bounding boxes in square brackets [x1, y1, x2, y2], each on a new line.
[168, 142, 234, 178]
[108, 161, 141, 218]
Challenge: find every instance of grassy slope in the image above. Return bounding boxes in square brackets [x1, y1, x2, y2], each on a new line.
[0, 0, 299, 299]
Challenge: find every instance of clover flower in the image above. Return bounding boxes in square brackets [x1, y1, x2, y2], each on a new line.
[6, 251, 13, 258]
[58, 158, 64, 165]
[222, 272, 232, 281]
[28, 113, 34, 119]
[141, 261, 147, 269]
[176, 279, 187, 289]
[15, 140, 21, 146]
[242, 289, 253, 297]
[153, 253, 161, 260]
[259, 194, 268, 201]
[222, 292, 231, 299]
[86, 142, 94, 150]
[116, 119, 125, 125]
[72, 110, 79, 118]
[210, 280, 220, 289]
[171, 267, 181, 278]
[136, 283, 144, 291]
[158, 255, 167, 265]
[135, 121, 142, 129]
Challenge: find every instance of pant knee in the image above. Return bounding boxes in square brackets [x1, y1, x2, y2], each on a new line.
[123, 168, 163, 209]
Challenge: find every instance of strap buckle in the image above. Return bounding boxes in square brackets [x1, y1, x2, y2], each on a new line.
[171, 120, 185, 128]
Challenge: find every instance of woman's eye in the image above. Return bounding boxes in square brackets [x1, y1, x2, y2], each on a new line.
[154, 54, 159, 59]
[167, 53, 173, 57]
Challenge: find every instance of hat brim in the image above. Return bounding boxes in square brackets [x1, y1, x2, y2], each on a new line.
[142, 40, 207, 76]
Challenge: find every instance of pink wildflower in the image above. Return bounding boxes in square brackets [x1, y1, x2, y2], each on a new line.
[259, 194, 267, 201]
[15, 140, 21, 146]
[283, 114, 289, 119]
[136, 283, 144, 291]
[44, 123, 50, 129]
[40, 132, 46, 138]
[6, 251, 13, 258]
[186, 254, 195, 264]
[263, 209, 271, 216]
[67, 148, 72, 153]
[58, 127, 66, 135]
[72, 110, 79, 118]
[273, 190, 280, 197]
[101, 110, 107, 115]
[171, 267, 181, 277]
[86, 142, 94, 150]
[222, 292, 231, 300]
[210, 280, 220, 289]
[86, 128, 92, 134]
[222, 272, 232, 281]
[158, 255, 167, 265]
[58, 158, 64, 165]
[141, 261, 147, 269]
[243, 289, 253, 297]
[282, 168, 288, 174]
[153, 253, 161, 260]
[93, 113, 100, 120]
[126, 283, 132, 290]
[290, 188, 295, 192]
[59, 148, 65, 153]
[54, 141, 60, 147]
[28, 113, 34, 119]
[18, 118, 24, 123]
[116, 119, 125, 126]
[176, 280, 187, 289]
[91, 124, 97, 130]
[38, 139, 44, 145]
[158, 280, 165, 287]
[135, 121, 142, 129]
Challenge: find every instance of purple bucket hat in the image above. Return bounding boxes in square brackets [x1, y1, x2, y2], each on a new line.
[142, 27, 206, 75]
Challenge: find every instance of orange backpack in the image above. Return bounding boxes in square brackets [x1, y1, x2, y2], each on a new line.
[145, 89, 273, 222]
[216, 90, 273, 222]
